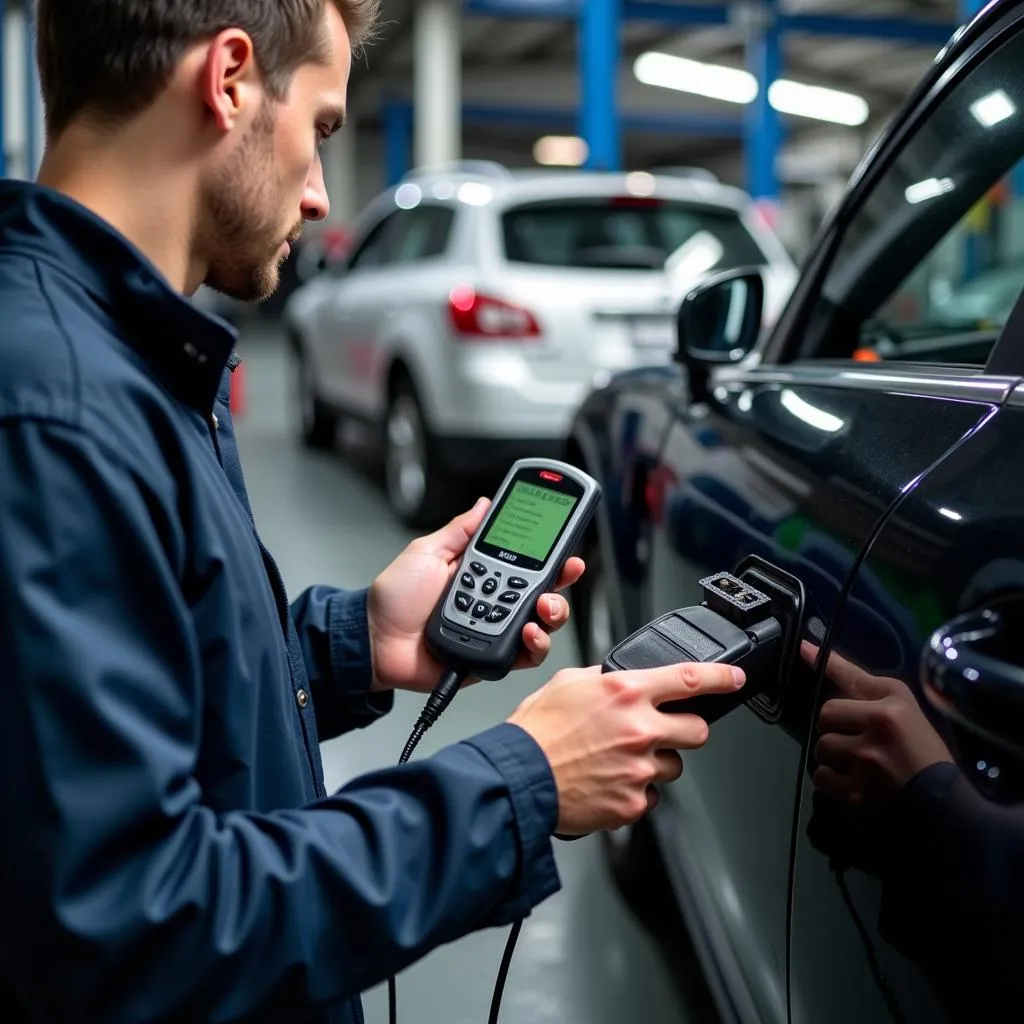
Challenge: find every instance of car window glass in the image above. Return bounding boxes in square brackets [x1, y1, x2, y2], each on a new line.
[802, 30, 1024, 367]
[502, 198, 767, 271]
[346, 214, 398, 271]
[389, 206, 456, 263]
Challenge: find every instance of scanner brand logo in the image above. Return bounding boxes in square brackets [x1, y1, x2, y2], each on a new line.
[498, 551, 518, 563]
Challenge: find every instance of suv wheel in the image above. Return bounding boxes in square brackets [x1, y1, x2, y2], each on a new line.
[296, 340, 337, 450]
[385, 381, 450, 529]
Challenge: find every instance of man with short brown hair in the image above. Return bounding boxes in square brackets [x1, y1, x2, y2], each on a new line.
[0, 3, 741, 1020]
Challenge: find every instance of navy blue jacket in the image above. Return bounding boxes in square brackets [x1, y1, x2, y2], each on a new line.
[0, 181, 561, 1023]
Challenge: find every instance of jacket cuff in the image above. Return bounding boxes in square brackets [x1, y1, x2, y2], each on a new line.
[462, 723, 561, 924]
[328, 588, 393, 726]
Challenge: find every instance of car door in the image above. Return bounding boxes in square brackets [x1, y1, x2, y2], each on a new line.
[784, 10, 1024, 1020]
[641, 6, 1024, 1021]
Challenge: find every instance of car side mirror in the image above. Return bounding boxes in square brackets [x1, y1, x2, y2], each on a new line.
[676, 268, 764, 401]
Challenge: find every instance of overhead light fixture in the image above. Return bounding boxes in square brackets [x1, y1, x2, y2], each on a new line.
[938, 507, 963, 521]
[970, 89, 1016, 127]
[635, 52, 757, 105]
[767, 80, 869, 128]
[634, 51, 870, 127]
[905, 177, 955, 204]
[533, 135, 589, 167]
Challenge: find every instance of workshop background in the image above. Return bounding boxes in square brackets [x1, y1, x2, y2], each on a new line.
[0, 2, 996, 1023]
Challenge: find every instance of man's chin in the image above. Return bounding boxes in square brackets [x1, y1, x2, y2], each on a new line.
[206, 265, 281, 305]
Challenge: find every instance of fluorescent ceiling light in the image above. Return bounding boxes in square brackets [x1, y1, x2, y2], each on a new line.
[635, 52, 757, 105]
[768, 80, 869, 128]
[971, 89, 1016, 127]
[634, 51, 869, 127]
[905, 177, 955, 204]
[533, 135, 589, 167]
[780, 389, 845, 433]
[938, 507, 963, 521]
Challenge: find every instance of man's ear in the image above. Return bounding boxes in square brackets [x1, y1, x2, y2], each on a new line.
[201, 29, 259, 133]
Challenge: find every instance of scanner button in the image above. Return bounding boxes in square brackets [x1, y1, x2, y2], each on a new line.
[460, 572, 476, 590]
[499, 590, 521, 605]
[487, 606, 511, 623]
[482, 578, 498, 596]
[470, 562, 487, 577]
[454, 592, 473, 613]
[507, 577, 529, 590]
[472, 601, 492, 620]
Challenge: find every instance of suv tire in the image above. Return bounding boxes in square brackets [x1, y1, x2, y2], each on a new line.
[384, 379, 451, 529]
[296, 339, 337, 451]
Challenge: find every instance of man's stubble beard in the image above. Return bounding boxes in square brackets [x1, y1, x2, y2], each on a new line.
[201, 104, 299, 304]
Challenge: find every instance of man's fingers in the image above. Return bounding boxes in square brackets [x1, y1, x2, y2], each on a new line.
[653, 749, 684, 784]
[813, 764, 856, 800]
[815, 731, 860, 772]
[634, 660, 744, 704]
[553, 557, 586, 591]
[654, 712, 713, 751]
[818, 697, 878, 735]
[518, 623, 552, 667]
[535, 593, 571, 631]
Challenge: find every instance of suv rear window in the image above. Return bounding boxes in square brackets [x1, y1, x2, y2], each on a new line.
[501, 198, 768, 271]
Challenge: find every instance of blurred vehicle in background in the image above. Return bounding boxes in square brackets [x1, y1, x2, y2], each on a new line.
[284, 162, 796, 526]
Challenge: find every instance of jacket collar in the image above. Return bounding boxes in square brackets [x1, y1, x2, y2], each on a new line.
[0, 179, 239, 414]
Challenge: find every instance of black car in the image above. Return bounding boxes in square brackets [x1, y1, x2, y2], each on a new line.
[566, 3, 1024, 1021]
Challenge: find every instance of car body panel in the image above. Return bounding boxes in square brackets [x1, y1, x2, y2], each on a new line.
[789, 385, 1024, 1022]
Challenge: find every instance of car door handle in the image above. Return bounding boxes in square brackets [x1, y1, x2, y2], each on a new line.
[922, 608, 1024, 760]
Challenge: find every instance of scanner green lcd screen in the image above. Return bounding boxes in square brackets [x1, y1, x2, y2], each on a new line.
[482, 482, 578, 563]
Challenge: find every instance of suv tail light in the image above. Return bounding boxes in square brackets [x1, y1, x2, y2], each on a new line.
[448, 286, 542, 339]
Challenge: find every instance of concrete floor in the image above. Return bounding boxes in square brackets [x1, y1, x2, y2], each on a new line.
[232, 325, 692, 1024]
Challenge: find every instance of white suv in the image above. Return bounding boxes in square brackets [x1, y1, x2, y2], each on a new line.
[285, 163, 796, 526]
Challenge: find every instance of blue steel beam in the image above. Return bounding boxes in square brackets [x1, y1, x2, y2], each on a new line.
[464, 0, 956, 45]
[383, 99, 413, 186]
[380, 99, 742, 181]
[745, 2, 780, 202]
[580, 0, 620, 170]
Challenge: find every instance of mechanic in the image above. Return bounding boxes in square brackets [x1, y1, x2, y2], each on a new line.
[0, 2, 747, 1022]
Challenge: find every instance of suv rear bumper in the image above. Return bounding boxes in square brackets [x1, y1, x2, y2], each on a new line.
[433, 436, 565, 479]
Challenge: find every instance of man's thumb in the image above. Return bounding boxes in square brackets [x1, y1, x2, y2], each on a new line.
[428, 497, 490, 558]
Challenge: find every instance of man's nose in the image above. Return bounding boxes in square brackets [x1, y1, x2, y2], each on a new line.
[302, 155, 331, 222]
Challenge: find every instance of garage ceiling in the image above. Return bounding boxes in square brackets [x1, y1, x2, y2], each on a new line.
[348, 0, 964, 186]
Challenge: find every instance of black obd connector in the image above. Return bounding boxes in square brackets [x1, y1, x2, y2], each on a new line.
[602, 557, 804, 725]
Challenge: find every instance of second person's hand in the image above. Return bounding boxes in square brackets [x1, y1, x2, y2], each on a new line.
[508, 660, 746, 835]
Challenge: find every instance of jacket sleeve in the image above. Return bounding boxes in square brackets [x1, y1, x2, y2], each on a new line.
[290, 584, 394, 741]
[0, 420, 561, 1024]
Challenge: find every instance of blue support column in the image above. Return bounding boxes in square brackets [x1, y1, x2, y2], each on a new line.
[25, 0, 39, 178]
[383, 98, 412, 186]
[579, 0, 621, 171]
[0, 0, 7, 178]
[745, 1, 781, 205]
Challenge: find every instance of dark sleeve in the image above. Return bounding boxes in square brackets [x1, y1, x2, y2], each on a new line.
[290, 585, 394, 741]
[0, 420, 561, 1023]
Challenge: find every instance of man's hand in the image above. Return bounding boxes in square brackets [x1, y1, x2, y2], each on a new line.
[368, 498, 585, 693]
[509, 661, 745, 835]
[808, 642, 954, 808]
